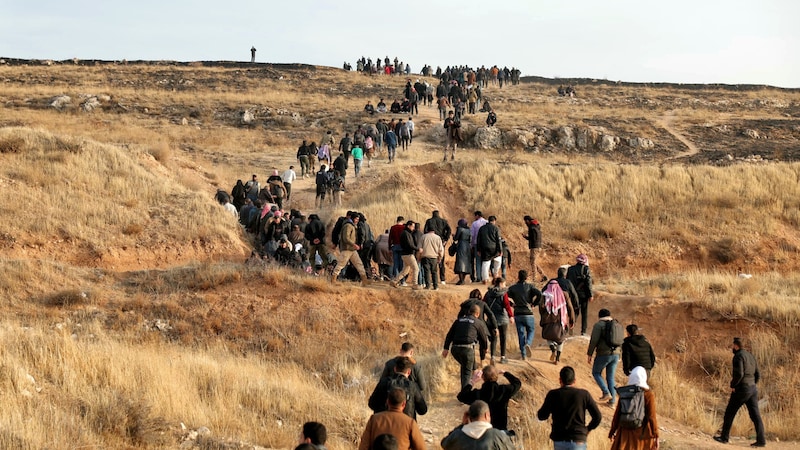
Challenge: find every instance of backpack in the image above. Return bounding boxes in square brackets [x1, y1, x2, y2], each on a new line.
[604, 319, 625, 349]
[616, 385, 646, 429]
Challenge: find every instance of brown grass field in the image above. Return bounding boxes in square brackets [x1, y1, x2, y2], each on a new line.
[1, 60, 800, 449]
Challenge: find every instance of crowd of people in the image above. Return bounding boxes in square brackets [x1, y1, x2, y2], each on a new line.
[216, 187, 766, 449]
[214, 64, 767, 450]
[292, 303, 763, 449]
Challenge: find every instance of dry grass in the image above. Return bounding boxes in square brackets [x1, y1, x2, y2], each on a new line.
[1, 62, 800, 448]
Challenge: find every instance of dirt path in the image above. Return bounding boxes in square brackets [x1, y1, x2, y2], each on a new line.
[658, 111, 702, 161]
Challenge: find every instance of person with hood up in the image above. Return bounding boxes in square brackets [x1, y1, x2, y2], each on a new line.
[441, 400, 514, 450]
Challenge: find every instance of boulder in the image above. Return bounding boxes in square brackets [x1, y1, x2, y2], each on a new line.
[503, 129, 536, 149]
[49, 95, 71, 110]
[628, 137, 655, 150]
[599, 134, 620, 152]
[241, 109, 255, 125]
[576, 127, 601, 150]
[742, 129, 760, 139]
[474, 126, 503, 149]
[82, 97, 100, 112]
[555, 126, 575, 149]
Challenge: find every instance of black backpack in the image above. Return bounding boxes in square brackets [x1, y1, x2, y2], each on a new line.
[604, 319, 625, 349]
[616, 385, 646, 429]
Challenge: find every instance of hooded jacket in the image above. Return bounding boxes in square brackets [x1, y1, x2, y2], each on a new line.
[441, 421, 514, 450]
[621, 334, 656, 375]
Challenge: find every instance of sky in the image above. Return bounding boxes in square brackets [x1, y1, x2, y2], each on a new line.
[1, 0, 798, 88]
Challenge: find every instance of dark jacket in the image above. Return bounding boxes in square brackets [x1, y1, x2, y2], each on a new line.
[305, 217, 326, 244]
[621, 334, 656, 375]
[399, 228, 418, 255]
[457, 372, 522, 430]
[381, 358, 426, 393]
[368, 373, 427, 420]
[731, 348, 760, 390]
[424, 215, 452, 242]
[566, 263, 593, 300]
[527, 223, 542, 248]
[537, 386, 602, 443]
[476, 222, 502, 259]
[507, 282, 541, 317]
[333, 155, 347, 175]
[556, 277, 580, 313]
[459, 299, 498, 331]
[444, 316, 490, 362]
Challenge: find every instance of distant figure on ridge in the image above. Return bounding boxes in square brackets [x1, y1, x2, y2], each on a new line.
[250, 46, 256, 63]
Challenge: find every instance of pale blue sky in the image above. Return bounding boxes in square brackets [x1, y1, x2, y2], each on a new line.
[1, 0, 797, 87]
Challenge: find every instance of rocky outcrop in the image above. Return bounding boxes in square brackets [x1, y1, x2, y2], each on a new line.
[474, 126, 502, 149]
[49, 95, 71, 110]
[556, 126, 576, 149]
[599, 134, 620, 152]
[628, 137, 655, 150]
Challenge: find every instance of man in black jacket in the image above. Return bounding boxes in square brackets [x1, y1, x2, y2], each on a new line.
[424, 210, 452, 285]
[368, 357, 427, 420]
[456, 365, 521, 431]
[621, 324, 656, 376]
[476, 216, 502, 285]
[390, 221, 420, 290]
[522, 215, 547, 281]
[567, 253, 593, 335]
[537, 366, 602, 447]
[714, 337, 766, 447]
[443, 305, 490, 388]
[305, 214, 329, 271]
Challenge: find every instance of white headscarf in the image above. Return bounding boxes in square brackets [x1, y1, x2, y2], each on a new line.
[628, 366, 650, 390]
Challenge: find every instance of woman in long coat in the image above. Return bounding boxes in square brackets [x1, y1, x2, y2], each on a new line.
[608, 366, 659, 450]
[452, 218, 472, 285]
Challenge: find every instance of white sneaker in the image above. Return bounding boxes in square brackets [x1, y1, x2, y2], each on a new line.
[440, 281, 446, 285]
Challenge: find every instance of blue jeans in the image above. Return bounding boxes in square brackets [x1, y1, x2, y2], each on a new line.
[515, 315, 535, 358]
[391, 245, 403, 278]
[553, 441, 587, 450]
[592, 354, 619, 401]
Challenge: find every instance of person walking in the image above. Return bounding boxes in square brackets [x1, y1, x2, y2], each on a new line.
[359, 387, 426, 450]
[419, 228, 445, 290]
[390, 221, 420, 290]
[540, 278, 575, 364]
[537, 366, 602, 450]
[443, 304, 490, 388]
[608, 366, 659, 450]
[484, 277, 513, 364]
[587, 308, 620, 406]
[507, 270, 541, 361]
[621, 324, 656, 377]
[522, 216, 547, 282]
[456, 365, 521, 432]
[330, 212, 370, 285]
[713, 337, 767, 447]
[477, 216, 503, 284]
[452, 218, 472, 285]
[567, 253, 594, 335]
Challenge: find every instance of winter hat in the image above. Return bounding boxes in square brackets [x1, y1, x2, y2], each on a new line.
[576, 253, 588, 265]
[628, 366, 650, 390]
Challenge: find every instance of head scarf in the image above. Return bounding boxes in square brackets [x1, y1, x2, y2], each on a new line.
[458, 218, 468, 228]
[576, 253, 589, 265]
[628, 366, 650, 390]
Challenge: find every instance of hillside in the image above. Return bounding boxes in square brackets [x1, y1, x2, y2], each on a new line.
[1, 60, 799, 449]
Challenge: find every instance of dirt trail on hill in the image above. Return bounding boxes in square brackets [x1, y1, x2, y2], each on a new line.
[659, 111, 701, 161]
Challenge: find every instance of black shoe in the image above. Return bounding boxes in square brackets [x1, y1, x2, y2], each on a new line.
[751, 443, 766, 448]
[540, 275, 548, 282]
[713, 436, 729, 444]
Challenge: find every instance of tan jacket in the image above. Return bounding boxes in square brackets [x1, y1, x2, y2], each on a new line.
[339, 221, 358, 251]
[419, 232, 444, 259]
